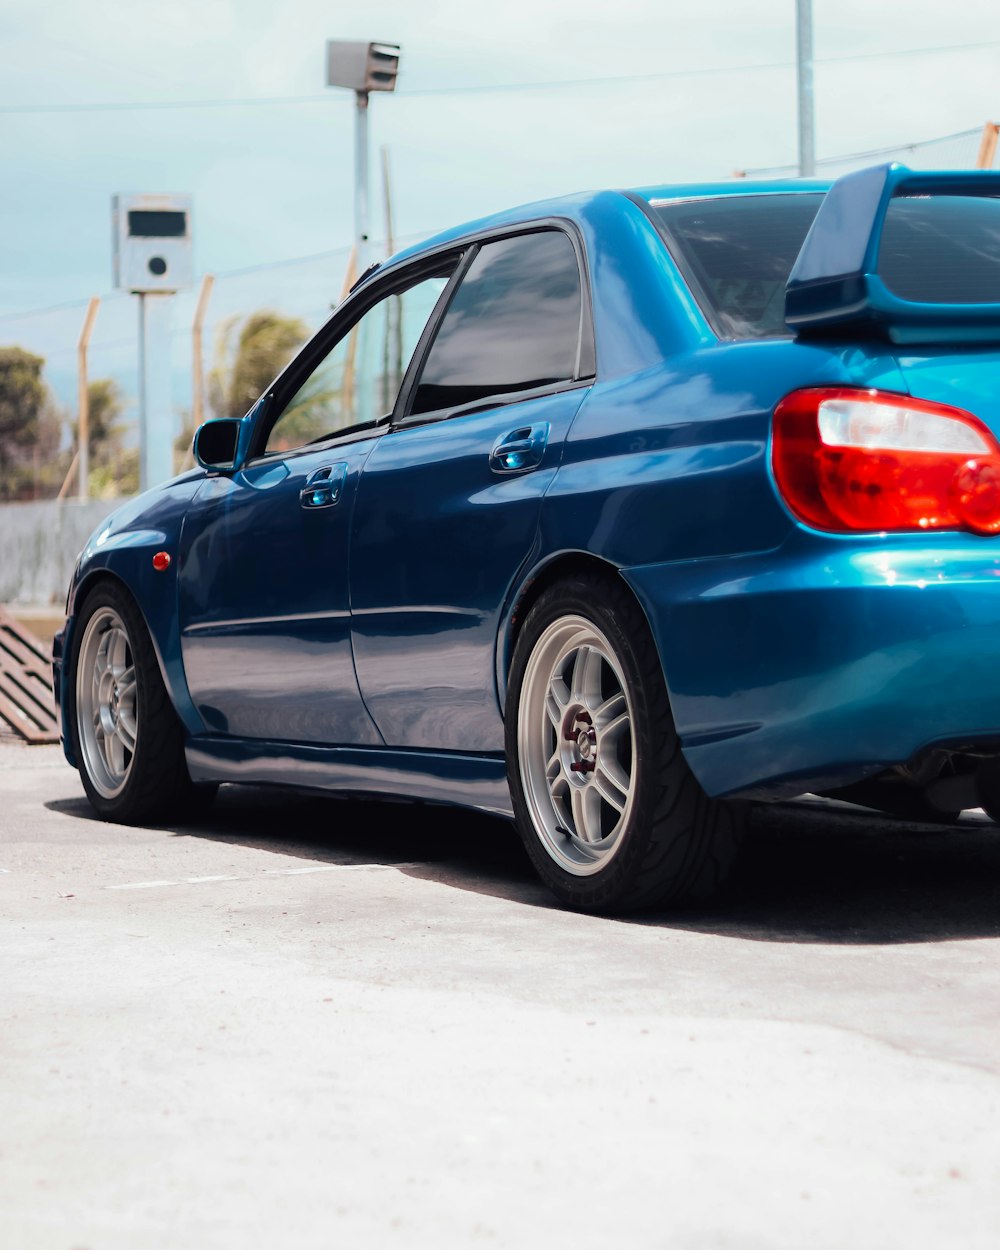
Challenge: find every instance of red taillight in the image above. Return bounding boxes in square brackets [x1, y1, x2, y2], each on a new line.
[771, 387, 1000, 535]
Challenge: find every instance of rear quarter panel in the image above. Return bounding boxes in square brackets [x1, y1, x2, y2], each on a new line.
[534, 214, 925, 797]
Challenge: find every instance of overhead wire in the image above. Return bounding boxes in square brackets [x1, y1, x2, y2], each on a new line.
[1, 38, 998, 115]
[2, 36, 997, 324]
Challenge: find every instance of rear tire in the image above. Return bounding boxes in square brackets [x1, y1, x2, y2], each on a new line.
[505, 573, 746, 913]
[69, 580, 216, 824]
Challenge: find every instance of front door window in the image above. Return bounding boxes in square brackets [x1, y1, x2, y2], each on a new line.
[265, 272, 450, 454]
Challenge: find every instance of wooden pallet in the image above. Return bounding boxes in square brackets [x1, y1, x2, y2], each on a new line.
[0, 607, 60, 744]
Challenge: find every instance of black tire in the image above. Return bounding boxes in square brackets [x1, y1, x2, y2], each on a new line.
[505, 572, 746, 913]
[68, 580, 216, 824]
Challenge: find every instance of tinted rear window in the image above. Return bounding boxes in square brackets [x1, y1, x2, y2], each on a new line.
[878, 195, 1000, 304]
[410, 230, 583, 415]
[649, 194, 823, 338]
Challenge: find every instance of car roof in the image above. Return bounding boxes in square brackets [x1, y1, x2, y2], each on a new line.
[384, 180, 832, 274]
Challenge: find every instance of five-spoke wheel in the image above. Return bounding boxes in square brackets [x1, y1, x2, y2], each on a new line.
[518, 615, 636, 875]
[69, 581, 216, 823]
[76, 606, 138, 799]
[506, 573, 746, 913]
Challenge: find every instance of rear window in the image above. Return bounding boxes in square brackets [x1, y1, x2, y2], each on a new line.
[410, 230, 583, 415]
[648, 194, 823, 338]
[878, 195, 1000, 304]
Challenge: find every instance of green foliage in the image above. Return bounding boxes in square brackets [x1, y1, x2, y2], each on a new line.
[265, 370, 347, 451]
[0, 346, 70, 501]
[86, 379, 124, 461]
[77, 378, 138, 499]
[173, 408, 196, 475]
[87, 449, 139, 499]
[208, 310, 310, 421]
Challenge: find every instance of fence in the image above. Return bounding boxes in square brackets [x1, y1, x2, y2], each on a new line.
[0, 499, 121, 607]
[0, 232, 426, 503]
[2, 120, 999, 601]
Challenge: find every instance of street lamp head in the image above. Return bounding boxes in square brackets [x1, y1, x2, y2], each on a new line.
[325, 40, 400, 94]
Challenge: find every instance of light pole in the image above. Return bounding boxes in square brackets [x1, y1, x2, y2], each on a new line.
[325, 40, 400, 274]
[796, 0, 816, 177]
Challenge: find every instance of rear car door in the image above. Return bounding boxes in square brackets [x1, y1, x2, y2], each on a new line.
[350, 226, 595, 753]
[177, 268, 451, 744]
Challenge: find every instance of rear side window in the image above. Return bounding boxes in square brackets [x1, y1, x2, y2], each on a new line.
[649, 194, 823, 338]
[878, 195, 1000, 304]
[409, 230, 583, 416]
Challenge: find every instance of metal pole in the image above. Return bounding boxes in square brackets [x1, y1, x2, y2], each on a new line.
[796, 0, 816, 177]
[354, 90, 370, 273]
[137, 292, 175, 493]
[381, 145, 403, 399]
[381, 145, 395, 258]
[76, 296, 100, 501]
[191, 273, 215, 431]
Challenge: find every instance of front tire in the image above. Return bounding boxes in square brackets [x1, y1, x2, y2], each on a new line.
[506, 574, 745, 913]
[69, 581, 215, 823]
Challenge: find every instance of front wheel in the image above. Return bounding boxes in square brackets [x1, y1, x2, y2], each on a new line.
[70, 581, 216, 823]
[505, 574, 745, 913]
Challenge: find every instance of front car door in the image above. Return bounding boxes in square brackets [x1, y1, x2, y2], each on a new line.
[350, 225, 596, 752]
[177, 266, 452, 744]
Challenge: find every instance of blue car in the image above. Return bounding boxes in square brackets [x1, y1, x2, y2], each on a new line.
[53, 163, 1000, 912]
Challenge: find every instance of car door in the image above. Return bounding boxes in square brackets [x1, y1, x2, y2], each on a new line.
[177, 267, 452, 744]
[350, 226, 596, 753]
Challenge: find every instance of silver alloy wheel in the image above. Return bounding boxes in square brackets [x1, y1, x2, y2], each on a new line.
[517, 614, 636, 875]
[76, 607, 138, 799]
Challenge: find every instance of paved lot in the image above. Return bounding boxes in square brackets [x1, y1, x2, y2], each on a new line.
[2, 741, 999, 1249]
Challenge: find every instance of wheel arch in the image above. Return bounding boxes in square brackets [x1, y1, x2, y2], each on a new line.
[62, 567, 201, 757]
[497, 551, 662, 711]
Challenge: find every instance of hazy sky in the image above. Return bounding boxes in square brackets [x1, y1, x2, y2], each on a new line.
[2, 0, 1000, 396]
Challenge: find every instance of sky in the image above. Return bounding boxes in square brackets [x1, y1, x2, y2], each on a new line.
[2, 0, 1000, 414]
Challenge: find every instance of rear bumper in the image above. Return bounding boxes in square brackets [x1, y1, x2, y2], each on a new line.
[623, 535, 1000, 799]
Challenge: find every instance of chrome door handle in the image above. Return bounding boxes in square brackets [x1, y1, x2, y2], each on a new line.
[489, 423, 549, 474]
[299, 462, 348, 509]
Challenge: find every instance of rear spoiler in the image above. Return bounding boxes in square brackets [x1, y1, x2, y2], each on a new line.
[785, 163, 1000, 343]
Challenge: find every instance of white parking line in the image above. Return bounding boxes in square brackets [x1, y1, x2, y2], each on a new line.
[109, 879, 179, 890]
[106, 862, 420, 890]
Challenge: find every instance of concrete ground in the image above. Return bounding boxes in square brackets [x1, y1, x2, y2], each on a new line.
[2, 742, 999, 1250]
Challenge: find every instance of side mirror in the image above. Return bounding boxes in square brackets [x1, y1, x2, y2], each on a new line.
[193, 418, 241, 472]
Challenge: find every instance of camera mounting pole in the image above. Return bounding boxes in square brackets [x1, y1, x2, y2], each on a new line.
[325, 40, 400, 275]
[112, 193, 193, 491]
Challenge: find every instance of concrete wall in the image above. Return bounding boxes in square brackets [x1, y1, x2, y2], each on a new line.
[0, 499, 125, 607]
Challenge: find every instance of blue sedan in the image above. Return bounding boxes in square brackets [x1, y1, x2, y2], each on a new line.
[53, 163, 1000, 912]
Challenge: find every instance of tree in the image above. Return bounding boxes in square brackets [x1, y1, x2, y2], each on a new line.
[0, 347, 50, 501]
[86, 378, 124, 461]
[208, 311, 310, 421]
[81, 378, 138, 498]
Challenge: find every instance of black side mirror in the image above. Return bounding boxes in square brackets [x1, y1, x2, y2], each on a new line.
[193, 419, 241, 472]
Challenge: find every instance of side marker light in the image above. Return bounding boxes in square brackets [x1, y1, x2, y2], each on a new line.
[152, 551, 171, 571]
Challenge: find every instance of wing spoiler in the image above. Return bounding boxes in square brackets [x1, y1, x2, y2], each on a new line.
[786, 163, 1000, 343]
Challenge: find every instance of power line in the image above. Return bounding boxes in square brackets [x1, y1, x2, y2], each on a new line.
[0, 236, 427, 326]
[0, 252, 351, 322]
[1, 39, 999, 115]
[0, 292, 125, 321]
